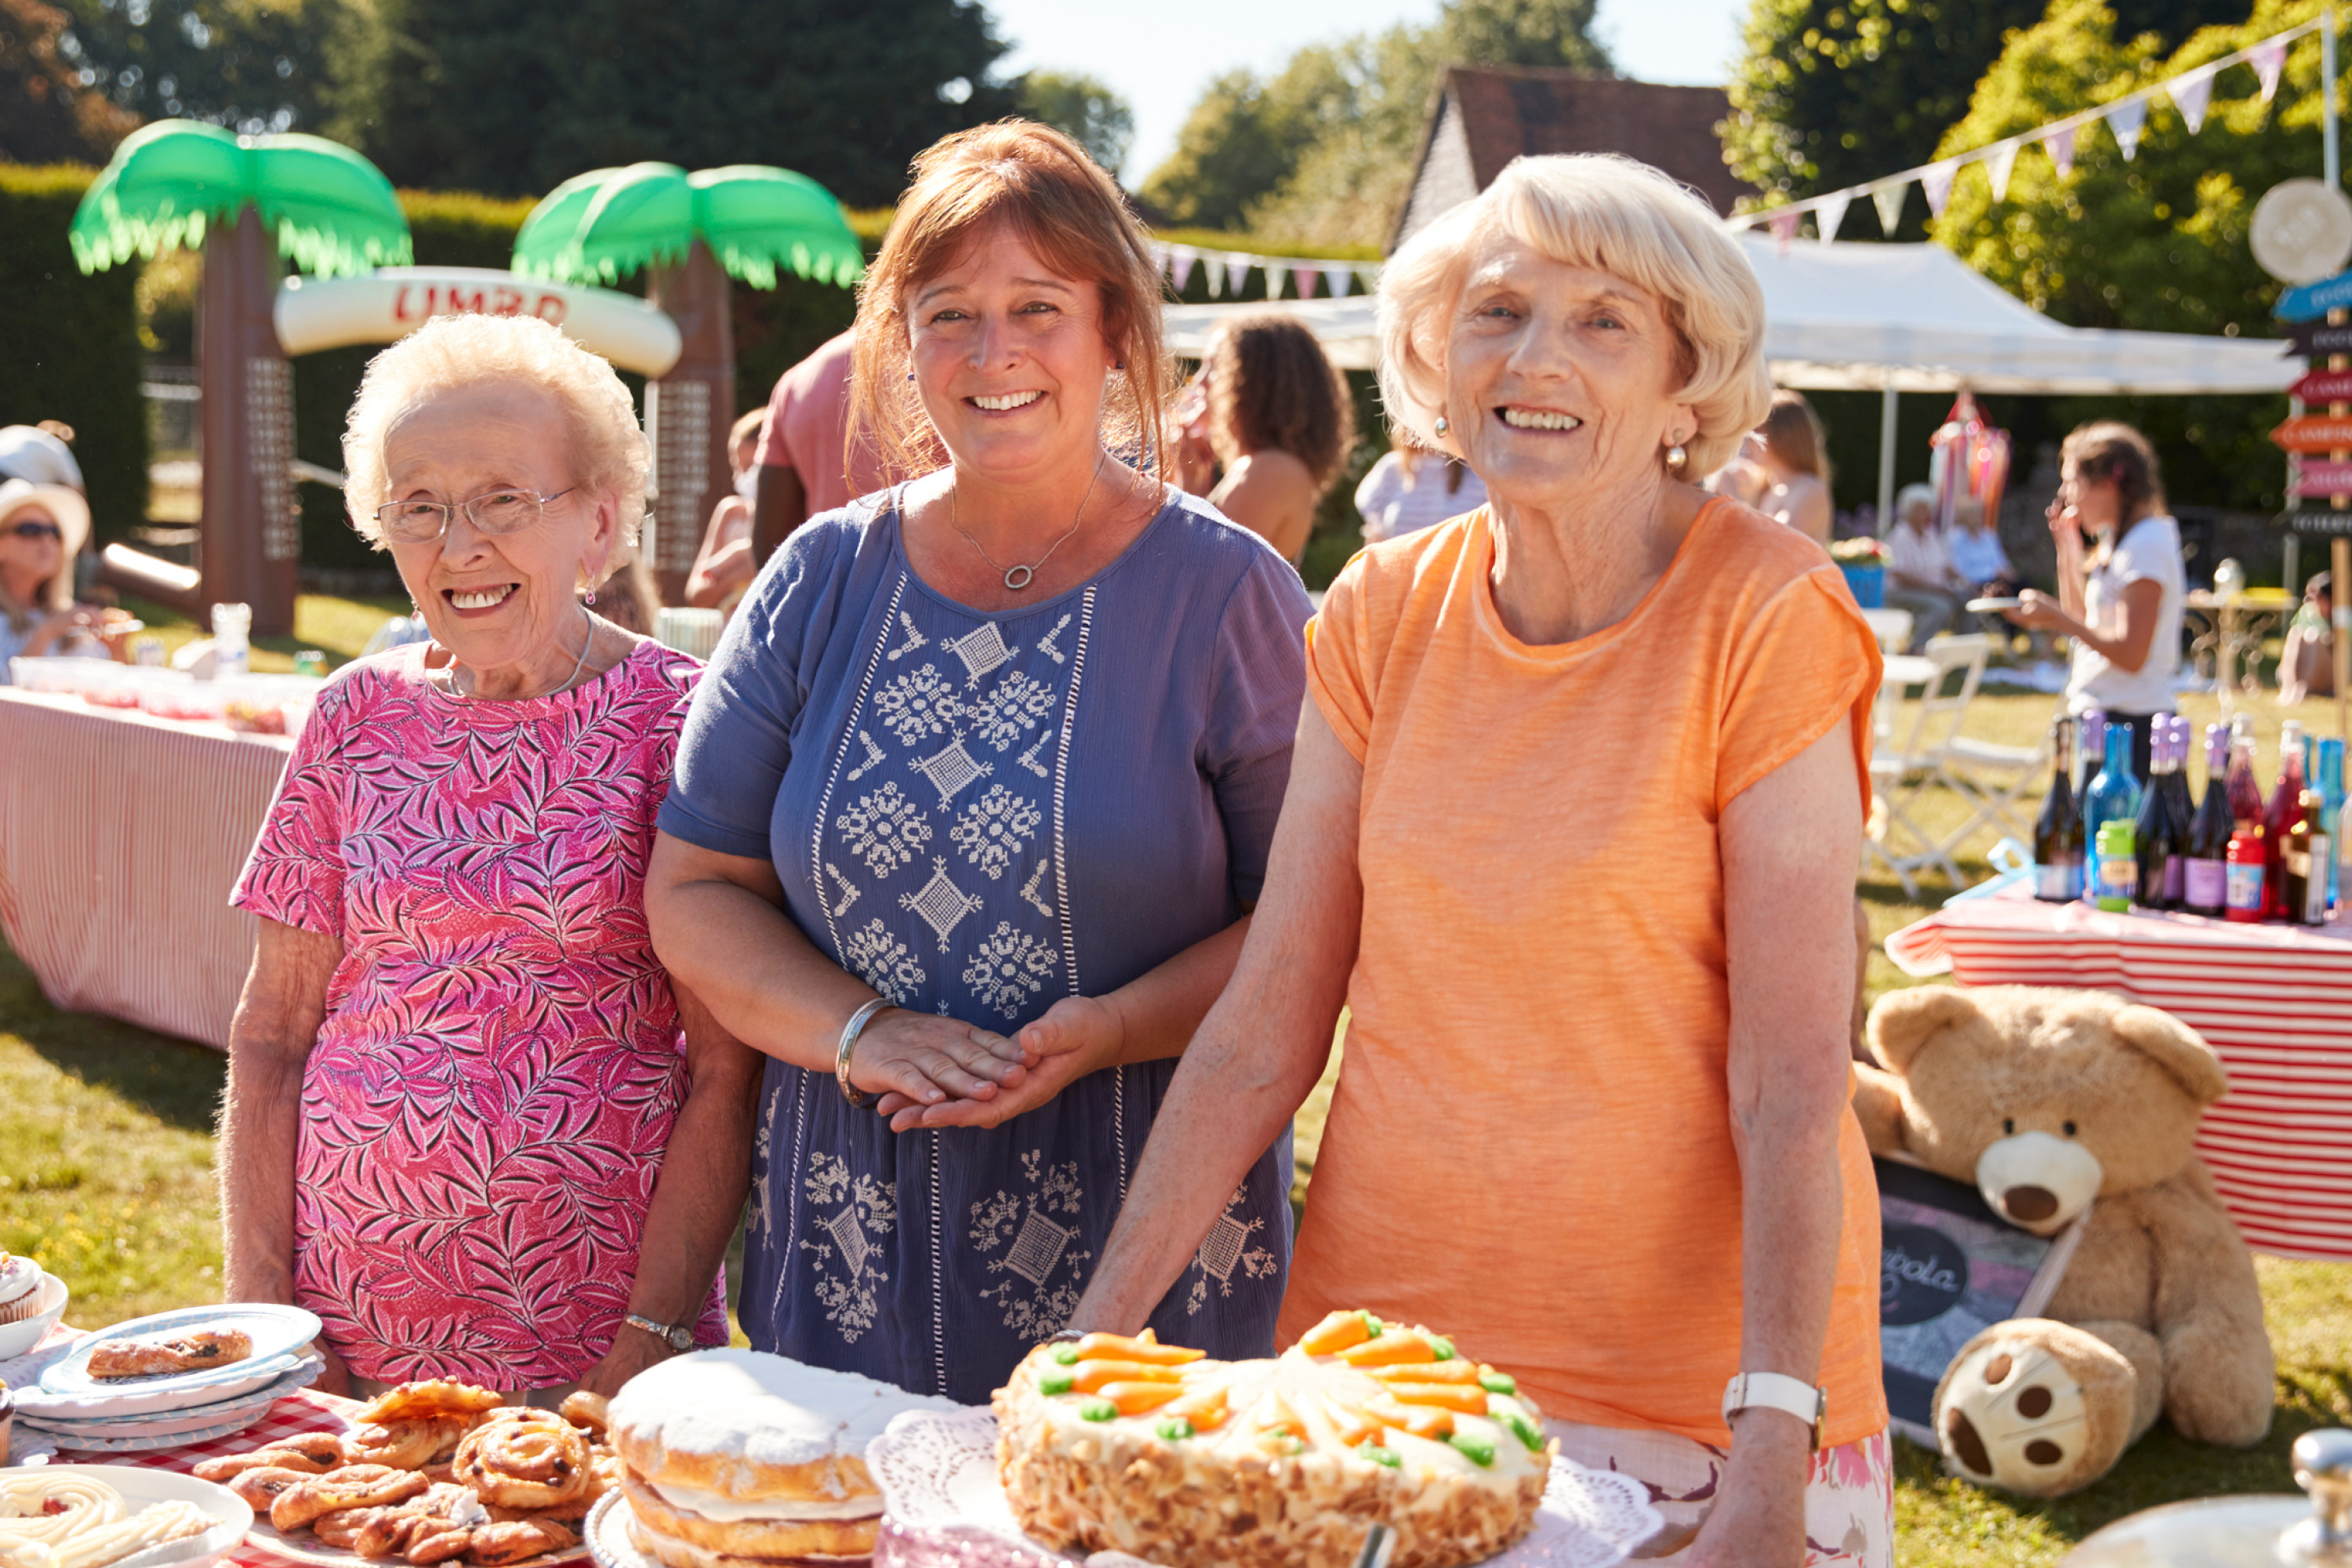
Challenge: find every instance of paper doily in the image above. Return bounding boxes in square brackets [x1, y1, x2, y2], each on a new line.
[867, 1406, 1661, 1568]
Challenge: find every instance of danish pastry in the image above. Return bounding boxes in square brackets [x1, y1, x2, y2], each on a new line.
[271, 1466, 431, 1532]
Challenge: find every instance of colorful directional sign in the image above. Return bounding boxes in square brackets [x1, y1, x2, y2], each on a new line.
[2285, 510, 2352, 534]
[2296, 462, 2352, 495]
[2277, 269, 2352, 322]
[2273, 416, 2352, 452]
[2292, 369, 2352, 402]
[2287, 321, 2352, 356]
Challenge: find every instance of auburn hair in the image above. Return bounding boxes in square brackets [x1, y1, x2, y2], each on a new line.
[851, 120, 1171, 482]
[1760, 390, 1830, 487]
[2062, 420, 2164, 524]
[1203, 312, 1356, 492]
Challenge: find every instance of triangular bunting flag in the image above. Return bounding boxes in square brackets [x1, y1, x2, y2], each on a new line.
[1988, 141, 2020, 202]
[2046, 123, 2076, 180]
[2168, 65, 2215, 135]
[1871, 180, 1908, 237]
[1293, 265, 1319, 299]
[1921, 160, 1958, 218]
[1817, 191, 1851, 244]
[1225, 256, 1251, 297]
[2253, 38, 2287, 104]
[1167, 245, 1196, 292]
[1321, 264, 1352, 298]
[1768, 209, 1802, 248]
[2107, 96, 2147, 160]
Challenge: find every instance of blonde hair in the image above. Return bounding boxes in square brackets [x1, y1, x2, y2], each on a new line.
[343, 314, 650, 565]
[851, 120, 1171, 482]
[1377, 154, 1771, 478]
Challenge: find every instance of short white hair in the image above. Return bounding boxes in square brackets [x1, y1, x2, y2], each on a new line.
[1896, 482, 1936, 517]
[343, 314, 649, 557]
[1377, 154, 1772, 478]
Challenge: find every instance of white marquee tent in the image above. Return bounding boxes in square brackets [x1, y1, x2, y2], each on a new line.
[1163, 236, 2299, 517]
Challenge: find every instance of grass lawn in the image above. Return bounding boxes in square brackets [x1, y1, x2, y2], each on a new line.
[4, 597, 2348, 1561]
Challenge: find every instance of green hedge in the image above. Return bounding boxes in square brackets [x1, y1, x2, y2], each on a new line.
[0, 165, 149, 543]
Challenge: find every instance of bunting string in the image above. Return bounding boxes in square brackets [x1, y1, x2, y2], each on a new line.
[1730, 15, 2321, 241]
[1149, 241, 1377, 300]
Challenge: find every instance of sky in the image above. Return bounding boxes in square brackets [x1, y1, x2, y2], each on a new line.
[985, 0, 1750, 185]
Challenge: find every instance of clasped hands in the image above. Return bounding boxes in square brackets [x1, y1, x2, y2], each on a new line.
[846, 995, 1123, 1132]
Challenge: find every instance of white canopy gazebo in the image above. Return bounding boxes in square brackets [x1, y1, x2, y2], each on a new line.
[1162, 237, 2299, 520]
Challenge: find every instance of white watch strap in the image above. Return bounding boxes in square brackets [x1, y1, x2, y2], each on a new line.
[1722, 1371, 1827, 1450]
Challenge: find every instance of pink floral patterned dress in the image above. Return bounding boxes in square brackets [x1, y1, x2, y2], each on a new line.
[230, 640, 728, 1387]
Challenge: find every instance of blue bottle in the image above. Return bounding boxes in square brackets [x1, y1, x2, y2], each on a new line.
[2319, 735, 2345, 910]
[2082, 719, 2143, 900]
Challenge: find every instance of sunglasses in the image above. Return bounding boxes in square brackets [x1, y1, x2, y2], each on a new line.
[7, 521, 61, 541]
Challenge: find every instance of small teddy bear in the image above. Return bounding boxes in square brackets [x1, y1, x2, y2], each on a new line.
[1853, 984, 2274, 1497]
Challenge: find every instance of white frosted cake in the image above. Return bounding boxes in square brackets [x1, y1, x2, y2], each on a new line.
[994, 1313, 1553, 1568]
[608, 1349, 960, 1567]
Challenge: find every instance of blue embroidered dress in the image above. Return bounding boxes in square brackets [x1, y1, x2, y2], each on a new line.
[659, 487, 1310, 1403]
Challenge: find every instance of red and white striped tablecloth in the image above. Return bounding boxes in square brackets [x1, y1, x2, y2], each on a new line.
[1886, 887, 2352, 1261]
[0, 689, 292, 1050]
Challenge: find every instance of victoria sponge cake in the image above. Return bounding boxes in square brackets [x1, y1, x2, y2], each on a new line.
[608, 1349, 958, 1567]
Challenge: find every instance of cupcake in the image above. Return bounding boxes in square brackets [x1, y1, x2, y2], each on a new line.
[0, 1252, 42, 1324]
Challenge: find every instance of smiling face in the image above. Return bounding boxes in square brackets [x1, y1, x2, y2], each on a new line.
[379, 379, 615, 675]
[0, 505, 64, 601]
[1441, 234, 1697, 509]
[905, 222, 1114, 485]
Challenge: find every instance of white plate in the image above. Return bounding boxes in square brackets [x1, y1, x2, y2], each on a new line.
[18, 1355, 298, 1420]
[0, 1273, 70, 1361]
[20, 1410, 278, 1455]
[2, 1462, 252, 1568]
[22, 1357, 324, 1438]
[1967, 596, 2024, 612]
[38, 1304, 321, 1402]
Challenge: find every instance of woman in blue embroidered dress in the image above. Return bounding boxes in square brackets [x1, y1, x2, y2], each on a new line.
[644, 122, 1308, 1402]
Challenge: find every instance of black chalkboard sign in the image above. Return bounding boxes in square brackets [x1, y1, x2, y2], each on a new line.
[1875, 1156, 2086, 1445]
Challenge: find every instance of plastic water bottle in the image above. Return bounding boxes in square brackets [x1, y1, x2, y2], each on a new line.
[212, 602, 252, 678]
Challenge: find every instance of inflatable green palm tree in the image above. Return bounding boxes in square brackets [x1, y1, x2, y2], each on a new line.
[71, 119, 411, 634]
[512, 163, 863, 593]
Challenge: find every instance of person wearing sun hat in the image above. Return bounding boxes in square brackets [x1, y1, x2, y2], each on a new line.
[0, 476, 111, 678]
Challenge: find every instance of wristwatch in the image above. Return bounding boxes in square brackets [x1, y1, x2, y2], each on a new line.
[1722, 1371, 1827, 1450]
[623, 1313, 697, 1352]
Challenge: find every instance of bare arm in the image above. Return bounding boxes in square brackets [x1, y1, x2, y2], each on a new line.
[2008, 577, 2162, 672]
[644, 831, 1031, 1108]
[684, 495, 755, 608]
[750, 465, 808, 564]
[1210, 452, 1320, 564]
[220, 919, 343, 1382]
[1686, 718, 1864, 1568]
[578, 984, 764, 1396]
[1068, 705, 1363, 1332]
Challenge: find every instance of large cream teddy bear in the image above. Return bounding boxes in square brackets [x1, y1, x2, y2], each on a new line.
[1853, 984, 2274, 1497]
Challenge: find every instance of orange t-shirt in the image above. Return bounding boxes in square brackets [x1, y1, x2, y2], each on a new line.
[1283, 499, 1888, 1449]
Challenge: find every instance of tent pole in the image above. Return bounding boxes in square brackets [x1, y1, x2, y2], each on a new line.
[1876, 383, 1899, 533]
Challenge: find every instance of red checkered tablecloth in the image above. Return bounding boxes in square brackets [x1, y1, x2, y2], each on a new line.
[1886, 886, 2352, 1261]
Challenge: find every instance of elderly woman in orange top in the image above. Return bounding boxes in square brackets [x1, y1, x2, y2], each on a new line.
[1068, 155, 1889, 1566]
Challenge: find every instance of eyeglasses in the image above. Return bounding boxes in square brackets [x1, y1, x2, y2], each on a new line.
[375, 486, 577, 544]
[6, 521, 61, 541]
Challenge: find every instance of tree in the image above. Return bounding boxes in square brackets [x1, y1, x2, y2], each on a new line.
[49, 0, 355, 134]
[1932, 0, 2342, 509]
[1016, 70, 1134, 176]
[0, 0, 136, 161]
[1139, 0, 1612, 242]
[1723, 0, 2249, 223]
[330, 0, 1014, 205]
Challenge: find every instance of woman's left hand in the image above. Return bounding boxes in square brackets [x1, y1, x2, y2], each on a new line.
[873, 994, 1123, 1132]
[1682, 1414, 1810, 1568]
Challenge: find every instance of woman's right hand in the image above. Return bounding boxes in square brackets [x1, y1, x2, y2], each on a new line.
[848, 1008, 1031, 1109]
[312, 1340, 354, 1399]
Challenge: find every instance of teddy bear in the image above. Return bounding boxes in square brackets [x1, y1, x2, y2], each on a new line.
[1853, 983, 2274, 1498]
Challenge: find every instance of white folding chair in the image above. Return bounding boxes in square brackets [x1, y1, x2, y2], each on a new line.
[1865, 634, 1994, 897]
[1942, 719, 2053, 848]
[1860, 607, 1914, 655]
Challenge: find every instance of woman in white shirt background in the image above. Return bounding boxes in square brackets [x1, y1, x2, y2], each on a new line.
[2005, 420, 2184, 780]
[1883, 483, 1964, 652]
[1354, 429, 1487, 544]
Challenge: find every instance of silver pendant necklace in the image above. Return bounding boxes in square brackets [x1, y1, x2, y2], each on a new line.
[951, 454, 1105, 591]
[438, 605, 596, 700]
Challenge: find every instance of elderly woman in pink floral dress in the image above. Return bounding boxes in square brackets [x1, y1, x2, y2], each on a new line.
[220, 314, 760, 1402]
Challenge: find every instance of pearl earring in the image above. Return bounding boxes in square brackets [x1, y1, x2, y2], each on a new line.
[1433, 415, 1450, 437]
[1667, 444, 1687, 470]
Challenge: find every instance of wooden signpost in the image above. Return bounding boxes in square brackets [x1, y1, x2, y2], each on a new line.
[2274, 270, 2352, 742]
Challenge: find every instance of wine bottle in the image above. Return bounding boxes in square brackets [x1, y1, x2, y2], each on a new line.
[2135, 721, 2179, 909]
[2291, 780, 2332, 925]
[2184, 724, 2234, 916]
[2265, 721, 2310, 919]
[2226, 717, 2264, 826]
[2082, 720, 2142, 901]
[2034, 717, 2084, 902]
[2161, 718, 2196, 905]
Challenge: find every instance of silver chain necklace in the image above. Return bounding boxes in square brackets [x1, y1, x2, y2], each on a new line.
[437, 605, 596, 700]
[950, 454, 1105, 592]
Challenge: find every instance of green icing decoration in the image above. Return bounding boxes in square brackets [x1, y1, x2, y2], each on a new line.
[1479, 1373, 1517, 1396]
[1366, 1446, 1402, 1468]
[1430, 1337, 1457, 1361]
[1448, 1432, 1496, 1467]
[1040, 1372, 1073, 1396]
[1080, 1399, 1117, 1422]
[1505, 1414, 1544, 1453]
[1365, 1315, 1384, 1338]
[1154, 1418, 1194, 1441]
[1051, 1345, 1080, 1365]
